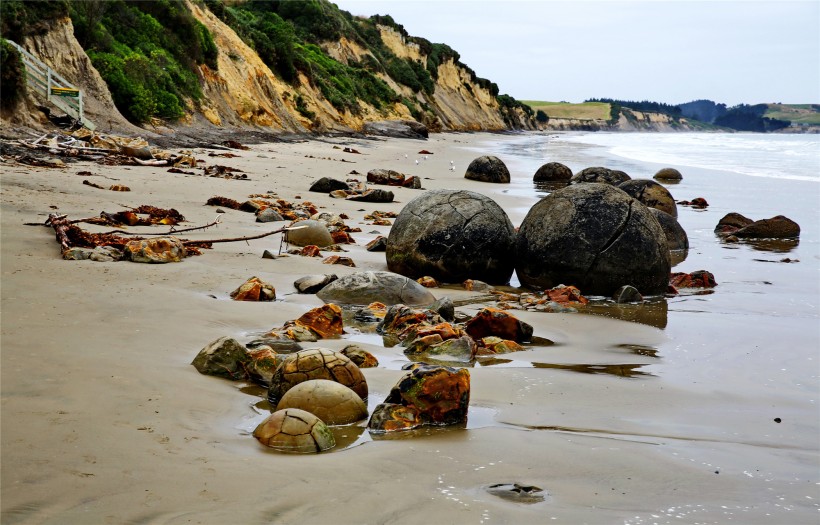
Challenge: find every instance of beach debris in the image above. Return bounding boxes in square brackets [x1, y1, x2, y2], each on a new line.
[340, 345, 379, 368]
[377, 364, 470, 427]
[654, 167, 683, 181]
[253, 408, 336, 453]
[613, 285, 644, 304]
[208, 152, 241, 158]
[367, 403, 423, 433]
[303, 154, 355, 163]
[717, 214, 800, 239]
[191, 336, 252, 381]
[516, 184, 670, 296]
[276, 380, 368, 425]
[475, 336, 525, 355]
[265, 304, 345, 344]
[417, 276, 438, 288]
[462, 279, 491, 292]
[123, 236, 186, 263]
[322, 255, 355, 267]
[387, 190, 516, 285]
[246, 347, 282, 386]
[366, 236, 388, 252]
[267, 348, 367, 406]
[619, 179, 678, 217]
[230, 276, 276, 301]
[353, 302, 388, 323]
[222, 140, 249, 150]
[377, 304, 446, 342]
[486, 483, 546, 504]
[256, 208, 284, 223]
[203, 164, 247, 180]
[533, 162, 573, 182]
[678, 197, 709, 209]
[464, 155, 511, 184]
[342, 147, 361, 154]
[296, 245, 322, 257]
[670, 270, 717, 289]
[293, 274, 338, 294]
[316, 271, 436, 306]
[464, 307, 533, 343]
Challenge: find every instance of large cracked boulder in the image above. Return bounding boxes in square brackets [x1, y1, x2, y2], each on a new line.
[618, 179, 678, 218]
[316, 271, 435, 306]
[570, 167, 630, 186]
[464, 156, 510, 184]
[649, 208, 689, 251]
[515, 183, 670, 296]
[386, 190, 516, 284]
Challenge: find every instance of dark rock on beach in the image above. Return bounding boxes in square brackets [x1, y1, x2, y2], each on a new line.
[516, 183, 670, 296]
[734, 215, 800, 239]
[191, 336, 250, 381]
[654, 167, 683, 181]
[464, 155, 510, 183]
[309, 177, 350, 193]
[533, 162, 573, 182]
[571, 166, 630, 186]
[386, 189, 516, 284]
[293, 274, 338, 294]
[383, 365, 470, 426]
[464, 307, 533, 343]
[316, 271, 436, 306]
[649, 208, 689, 251]
[618, 179, 678, 218]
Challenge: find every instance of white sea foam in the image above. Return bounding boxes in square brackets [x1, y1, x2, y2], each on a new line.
[557, 132, 820, 182]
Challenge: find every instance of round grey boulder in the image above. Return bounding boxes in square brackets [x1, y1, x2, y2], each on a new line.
[618, 179, 678, 218]
[571, 167, 631, 186]
[285, 220, 334, 247]
[654, 167, 683, 181]
[534, 162, 572, 182]
[386, 189, 516, 284]
[464, 156, 510, 184]
[516, 183, 670, 296]
[649, 208, 689, 251]
[316, 271, 436, 306]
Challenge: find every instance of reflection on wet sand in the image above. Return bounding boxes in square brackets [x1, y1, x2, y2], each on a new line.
[719, 236, 800, 253]
[581, 299, 669, 329]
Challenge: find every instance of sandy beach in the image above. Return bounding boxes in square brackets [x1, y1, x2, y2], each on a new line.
[1, 131, 818, 524]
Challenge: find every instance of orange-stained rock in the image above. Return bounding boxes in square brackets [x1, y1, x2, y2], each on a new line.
[322, 255, 355, 267]
[476, 336, 525, 355]
[403, 333, 444, 354]
[670, 270, 717, 289]
[357, 302, 388, 321]
[109, 184, 130, 192]
[340, 344, 379, 368]
[230, 276, 276, 302]
[300, 245, 321, 257]
[367, 403, 422, 432]
[462, 279, 491, 291]
[384, 365, 470, 425]
[330, 230, 355, 244]
[371, 219, 392, 226]
[124, 236, 185, 263]
[293, 303, 344, 338]
[417, 276, 438, 288]
[247, 347, 281, 386]
[378, 304, 445, 341]
[464, 307, 533, 343]
[413, 322, 461, 342]
[544, 285, 588, 305]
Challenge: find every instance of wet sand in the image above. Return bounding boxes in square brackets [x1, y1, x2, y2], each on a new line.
[1, 132, 817, 524]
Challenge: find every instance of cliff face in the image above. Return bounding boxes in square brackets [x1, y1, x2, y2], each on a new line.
[539, 110, 695, 132]
[4, 2, 534, 136]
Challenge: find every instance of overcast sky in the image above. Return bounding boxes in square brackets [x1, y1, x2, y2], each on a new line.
[331, 0, 820, 106]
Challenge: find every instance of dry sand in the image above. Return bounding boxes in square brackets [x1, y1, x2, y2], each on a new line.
[1, 132, 817, 524]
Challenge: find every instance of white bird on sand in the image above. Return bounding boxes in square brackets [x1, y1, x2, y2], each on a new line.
[424, 155, 428, 160]
[449, 165, 456, 171]
[450, 160, 455, 165]
[415, 159, 419, 165]
[404, 154, 408, 158]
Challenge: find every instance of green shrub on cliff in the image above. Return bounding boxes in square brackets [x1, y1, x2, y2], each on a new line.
[68, 0, 219, 123]
[0, 38, 26, 111]
[0, 0, 68, 42]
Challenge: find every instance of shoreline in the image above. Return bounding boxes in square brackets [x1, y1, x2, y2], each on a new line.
[2, 131, 817, 523]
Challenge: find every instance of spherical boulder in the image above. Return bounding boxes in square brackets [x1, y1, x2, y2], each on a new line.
[654, 167, 683, 181]
[464, 156, 510, 184]
[386, 190, 516, 284]
[253, 408, 335, 453]
[649, 208, 689, 251]
[533, 162, 572, 182]
[618, 179, 678, 218]
[515, 183, 670, 296]
[275, 379, 368, 425]
[267, 348, 368, 406]
[285, 220, 334, 247]
[570, 167, 630, 186]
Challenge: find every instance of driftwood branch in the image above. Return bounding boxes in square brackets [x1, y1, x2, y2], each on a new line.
[182, 225, 307, 245]
[101, 216, 223, 236]
[45, 213, 72, 254]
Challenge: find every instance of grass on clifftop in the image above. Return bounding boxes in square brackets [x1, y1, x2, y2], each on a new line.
[523, 101, 611, 120]
[764, 104, 820, 125]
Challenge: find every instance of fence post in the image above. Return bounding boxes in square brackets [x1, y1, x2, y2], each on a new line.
[47, 68, 52, 105]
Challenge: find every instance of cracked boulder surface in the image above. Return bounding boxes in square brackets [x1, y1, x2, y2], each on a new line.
[316, 271, 435, 306]
[386, 190, 516, 284]
[570, 166, 631, 186]
[464, 156, 511, 184]
[619, 179, 678, 218]
[516, 183, 670, 296]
